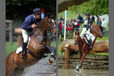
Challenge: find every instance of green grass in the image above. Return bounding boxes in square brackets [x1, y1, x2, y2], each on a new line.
[89, 53, 109, 56]
[58, 40, 63, 56]
[6, 41, 18, 56]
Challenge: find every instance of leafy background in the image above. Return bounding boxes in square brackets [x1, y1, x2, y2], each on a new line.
[58, 0, 109, 18]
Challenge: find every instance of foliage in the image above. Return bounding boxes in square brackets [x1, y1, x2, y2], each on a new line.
[58, 0, 109, 18]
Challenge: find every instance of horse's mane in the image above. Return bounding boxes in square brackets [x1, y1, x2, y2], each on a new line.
[91, 24, 103, 33]
[30, 17, 48, 37]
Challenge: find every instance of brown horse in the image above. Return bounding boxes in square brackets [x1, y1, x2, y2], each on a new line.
[6, 17, 56, 76]
[74, 24, 103, 71]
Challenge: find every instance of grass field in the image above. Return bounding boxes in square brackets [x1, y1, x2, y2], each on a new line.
[6, 41, 18, 56]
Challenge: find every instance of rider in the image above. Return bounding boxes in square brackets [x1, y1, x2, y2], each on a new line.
[21, 8, 41, 59]
[80, 12, 93, 50]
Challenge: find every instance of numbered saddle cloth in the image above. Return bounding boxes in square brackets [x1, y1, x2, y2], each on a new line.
[85, 29, 95, 43]
[80, 28, 95, 44]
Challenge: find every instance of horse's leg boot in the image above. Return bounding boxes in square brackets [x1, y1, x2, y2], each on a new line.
[22, 43, 27, 59]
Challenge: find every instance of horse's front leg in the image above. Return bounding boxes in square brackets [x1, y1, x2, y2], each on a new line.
[76, 50, 83, 72]
[76, 45, 89, 72]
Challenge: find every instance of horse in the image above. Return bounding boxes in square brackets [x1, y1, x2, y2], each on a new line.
[74, 24, 103, 71]
[6, 17, 57, 76]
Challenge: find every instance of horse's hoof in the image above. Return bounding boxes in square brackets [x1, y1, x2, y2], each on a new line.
[76, 68, 80, 72]
[48, 57, 55, 64]
[76, 65, 81, 72]
[50, 57, 55, 62]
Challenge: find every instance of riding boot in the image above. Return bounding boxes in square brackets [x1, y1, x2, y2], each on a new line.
[88, 39, 93, 50]
[22, 43, 27, 59]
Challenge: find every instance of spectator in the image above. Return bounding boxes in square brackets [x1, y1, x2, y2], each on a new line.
[70, 17, 74, 23]
[77, 14, 83, 24]
[73, 19, 80, 31]
[97, 17, 102, 26]
[60, 16, 64, 22]
[102, 18, 107, 37]
[58, 20, 63, 38]
[91, 15, 95, 24]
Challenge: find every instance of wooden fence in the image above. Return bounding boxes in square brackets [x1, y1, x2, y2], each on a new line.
[6, 20, 13, 45]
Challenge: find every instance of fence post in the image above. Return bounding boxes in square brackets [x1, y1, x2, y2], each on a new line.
[6, 20, 13, 45]
[9, 21, 13, 45]
[64, 10, 67, 40]
[64, 47, 69, 69]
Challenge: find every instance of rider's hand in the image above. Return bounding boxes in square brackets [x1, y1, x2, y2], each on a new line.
[31, 24, 37, 28]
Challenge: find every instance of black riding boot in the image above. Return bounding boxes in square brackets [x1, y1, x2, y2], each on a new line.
[22, 43, 27, 59]
[88, 39, 93, 50]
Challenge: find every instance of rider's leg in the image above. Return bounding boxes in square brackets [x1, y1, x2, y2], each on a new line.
[22, 29, 29, 59]
[80, 28, 86, 38]
[86, 29, 95, 50]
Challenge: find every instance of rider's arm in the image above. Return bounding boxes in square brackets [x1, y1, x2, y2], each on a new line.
[22, 17, 32, 30]
[86, 19, 92, 30]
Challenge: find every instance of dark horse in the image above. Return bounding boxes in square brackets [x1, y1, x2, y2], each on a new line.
[74, 24, 103, 71]
[6, 17, 56, 76]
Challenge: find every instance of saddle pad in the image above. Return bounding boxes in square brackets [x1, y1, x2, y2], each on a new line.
[16, 46, 22, 54]
[16, 37, 31, 54]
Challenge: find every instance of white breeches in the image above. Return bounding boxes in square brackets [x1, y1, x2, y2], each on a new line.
[22, 29, 29, 43]
[80, 28, 87, 37]
[80, 28, 95, 42]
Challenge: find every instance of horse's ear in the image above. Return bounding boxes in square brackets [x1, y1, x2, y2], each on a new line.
[50, 16, 54, 19]
[48, 15, 54, 19]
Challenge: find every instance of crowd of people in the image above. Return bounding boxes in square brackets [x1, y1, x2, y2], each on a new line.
[58, 13, 108, 39]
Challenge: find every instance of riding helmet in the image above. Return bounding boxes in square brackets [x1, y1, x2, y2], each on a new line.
[33, 8, 41, 14]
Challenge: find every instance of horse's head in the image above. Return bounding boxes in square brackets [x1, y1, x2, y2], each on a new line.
[90, 25, 103, 38]
[40, 17, 57, 34]
[74, 31, 81, 44]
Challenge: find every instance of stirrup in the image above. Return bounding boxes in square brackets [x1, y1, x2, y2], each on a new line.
[22, 50, 27, 59]
[48, 54, 55, 64]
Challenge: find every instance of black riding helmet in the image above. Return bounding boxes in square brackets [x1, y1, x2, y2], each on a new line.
[33, 8, 41, 14]
[85, 12, 90, 16]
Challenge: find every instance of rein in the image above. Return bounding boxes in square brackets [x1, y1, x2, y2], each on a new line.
[26, 49, 39, 59]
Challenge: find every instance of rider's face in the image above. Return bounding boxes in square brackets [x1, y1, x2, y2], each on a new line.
[35, 14, 40, 19]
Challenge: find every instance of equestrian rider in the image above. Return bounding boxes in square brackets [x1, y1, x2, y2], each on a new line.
[21, 8, 41, 59]
[80, 12, 93, 50]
